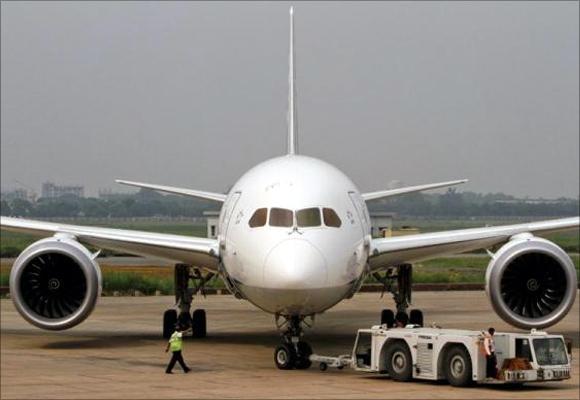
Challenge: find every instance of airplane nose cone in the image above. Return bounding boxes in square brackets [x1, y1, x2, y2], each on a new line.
[263, 239, 328, 289]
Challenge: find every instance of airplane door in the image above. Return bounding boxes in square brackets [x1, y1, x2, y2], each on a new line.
[348, 191, 369, 235]
[221, 191, 241, 240]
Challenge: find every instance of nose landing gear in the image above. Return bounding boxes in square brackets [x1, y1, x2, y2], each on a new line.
[274, 315, 313, 370]
[374, 263, 424, 328]
[162, 263, 214, 339]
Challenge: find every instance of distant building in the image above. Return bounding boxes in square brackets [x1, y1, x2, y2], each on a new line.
[0, 189, 37, 203]
[369, 211, 396, 237]
[41, 182, 84, 199]
[204, 210, 220, 239]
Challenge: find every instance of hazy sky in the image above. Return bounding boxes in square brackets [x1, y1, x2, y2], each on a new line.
[1, 1, 578, 198]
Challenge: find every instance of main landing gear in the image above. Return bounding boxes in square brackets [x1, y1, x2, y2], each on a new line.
[373, 263, 424, 328]
[273, 315, 313, 370]
[162, 263, 214, 339]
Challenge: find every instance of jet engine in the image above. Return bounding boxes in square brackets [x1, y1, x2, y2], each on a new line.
[9, 236, 102, 330]
[485, 234, 577, 329]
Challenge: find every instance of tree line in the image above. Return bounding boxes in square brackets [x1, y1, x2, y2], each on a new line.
[1, 188, 578, 218]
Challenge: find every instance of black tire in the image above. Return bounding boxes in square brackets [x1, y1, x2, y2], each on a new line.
[319, 362, 328, 371]
[274, 343, 296, 370]
[163, 309, 177, 339]
[191, 309, 207, 338]
[409, 309, 424, 327]
[385, 341, 413, 381]
[295, 341, 312, 369]
[444, 345, 473, 387]
[381, 309, 395, 328]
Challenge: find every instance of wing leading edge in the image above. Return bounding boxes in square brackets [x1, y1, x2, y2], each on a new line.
[362, 179, 468, 201]
[115, 179, 227, 202]
[0, 217, 220, 271]
[369, 217, 579, 271]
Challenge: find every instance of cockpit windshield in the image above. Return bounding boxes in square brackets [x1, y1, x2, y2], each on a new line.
[323, 208, 341, 227]
[248, 208, 267, 227]
[248, 207, 342, 229]
[269, 208, 293, 227]
[296, 208, 321, 227]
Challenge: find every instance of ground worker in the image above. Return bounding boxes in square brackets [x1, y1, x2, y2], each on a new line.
[165, 324, 192, 374]
[483, 327, 497, 378]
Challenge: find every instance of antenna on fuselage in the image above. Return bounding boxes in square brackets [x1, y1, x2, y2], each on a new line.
[287, 6, 298, 155]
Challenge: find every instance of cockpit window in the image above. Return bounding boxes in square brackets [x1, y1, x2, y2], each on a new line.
[269, 208, 293, 227]
[296, 208, 321, 227]
[323, 208, 342, 227]
[248, 208, 267, 227]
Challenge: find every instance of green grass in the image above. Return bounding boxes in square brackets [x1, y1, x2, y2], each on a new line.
[2, 255, 578, 297]
[102, 271, 174, 295]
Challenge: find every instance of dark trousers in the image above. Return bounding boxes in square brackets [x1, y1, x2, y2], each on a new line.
[166, 350, 190, 373]
[486, 352, 497, 378]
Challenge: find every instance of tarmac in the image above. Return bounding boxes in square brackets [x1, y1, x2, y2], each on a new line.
[1, 291, 578, 399]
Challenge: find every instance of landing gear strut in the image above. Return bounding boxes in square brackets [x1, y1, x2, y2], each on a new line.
[373, 263, 423, 327]
[162, 263, 214, 339]
[273, 315, 313, 370]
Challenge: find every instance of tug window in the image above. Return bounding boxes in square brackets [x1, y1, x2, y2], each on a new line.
[269, 208, 293, 227]
[323, 208, 342, 227]
[248, 208, 267, 227]
[296, 208, 321, 227]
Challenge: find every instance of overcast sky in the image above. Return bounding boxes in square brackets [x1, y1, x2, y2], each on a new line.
[1, 1, 578, 198]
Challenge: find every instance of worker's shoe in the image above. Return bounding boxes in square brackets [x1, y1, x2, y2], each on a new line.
[184, 368, 191, 373]
[165, 371, 173, 374]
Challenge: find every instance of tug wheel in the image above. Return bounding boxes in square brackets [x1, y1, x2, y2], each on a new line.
[385, 341, 413, 381]
[444, 345, 473, 387]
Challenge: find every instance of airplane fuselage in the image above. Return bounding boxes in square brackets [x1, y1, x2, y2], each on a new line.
[219, 155, 371, 316]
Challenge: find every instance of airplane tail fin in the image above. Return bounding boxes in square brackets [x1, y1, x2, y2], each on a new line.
[287, 7, 298, 155]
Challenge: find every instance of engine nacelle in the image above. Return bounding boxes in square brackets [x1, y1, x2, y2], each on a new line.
[9, 236, 102, 330]
[486, 234, 577, 329]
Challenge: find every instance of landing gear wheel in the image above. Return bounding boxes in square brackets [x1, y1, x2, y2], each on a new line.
[295, 342, 312, 369]
[409, 309, 423, 327]
[274, 343, 296, 370]
[444, 345, 473, 387]
[319, 362, 328, 371]
[381, 309, 395, 328]
[191, 309, 207, 338]
[385, 341, 413, 381]
[163, 309, 177, 339]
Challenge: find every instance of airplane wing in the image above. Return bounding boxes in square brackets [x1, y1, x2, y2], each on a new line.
[369, 217, 579, 271]
[362, 179, 468, 201]
[115, 179, 227, 202]
[0, 217, 220, 271]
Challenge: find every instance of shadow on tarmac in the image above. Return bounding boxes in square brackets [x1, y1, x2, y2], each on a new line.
[0, 329, 356, 350]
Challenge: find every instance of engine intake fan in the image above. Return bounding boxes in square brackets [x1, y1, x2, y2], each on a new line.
[486, 235, 577, 329]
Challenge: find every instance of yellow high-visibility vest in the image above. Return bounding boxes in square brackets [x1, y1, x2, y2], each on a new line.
[169, 331, 183, 352]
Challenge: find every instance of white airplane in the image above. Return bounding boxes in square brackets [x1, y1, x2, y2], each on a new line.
[1, 8, 578, 370]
